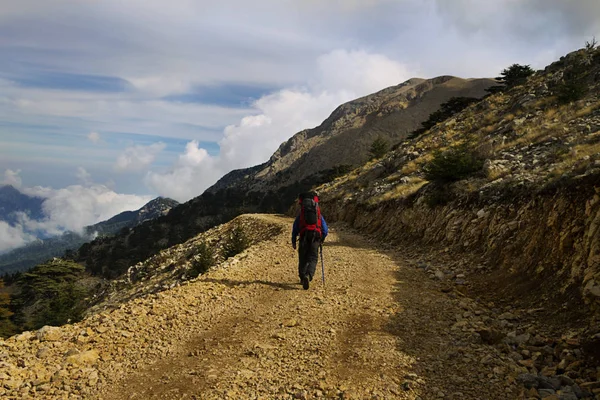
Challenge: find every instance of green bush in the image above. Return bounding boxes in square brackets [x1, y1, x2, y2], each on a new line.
[369, 137, 389, 160]
[189, 241, 215, 277]
[557, 82, 586, 104]
[424, 186, 453, 208]
[424, 146, 484, 183]
[223, 226, 250, 259]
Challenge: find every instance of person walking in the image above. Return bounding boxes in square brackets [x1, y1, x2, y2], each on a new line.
[291, 192, 328, 290]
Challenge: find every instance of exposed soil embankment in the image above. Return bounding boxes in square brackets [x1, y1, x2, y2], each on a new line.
[323, 180, 600, 324]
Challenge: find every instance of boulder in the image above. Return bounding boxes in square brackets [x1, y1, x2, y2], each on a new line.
[65, 350, 99, 366]
[36, 326, 62, 342]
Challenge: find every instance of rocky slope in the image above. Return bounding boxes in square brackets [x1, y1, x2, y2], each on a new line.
[74, 76, 494, 279]
[209, 76, 494, 193]
[5, 215, 597, 399]
[315, 46, 600, 377]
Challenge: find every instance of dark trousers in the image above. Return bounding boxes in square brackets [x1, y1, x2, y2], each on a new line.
[298, 231, 321, 280]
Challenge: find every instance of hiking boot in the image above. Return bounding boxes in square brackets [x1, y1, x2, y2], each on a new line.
[302, 275, 309, 290]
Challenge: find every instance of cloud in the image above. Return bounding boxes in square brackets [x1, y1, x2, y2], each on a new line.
[2, 169, 22, 187]
[76, 167, 92, 185]
[3, 0, 600, 202]
[20, 183, 152, 236]
[88, 131, 101, 144]
[433, 0, 600, 41]
[146, 49, 413, 201]
[145, 141, 218, 202]
[314, 50, 413, 94]
[0, 221, 35, 253]
[0, 168, 154, 252]
[114, 142, 166, 172]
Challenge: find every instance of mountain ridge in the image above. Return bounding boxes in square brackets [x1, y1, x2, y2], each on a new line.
[0, 196, 179, 274]
[208, 75, 495, 193]
[74, 74, 496, 278]
[0, 185, 45, 226]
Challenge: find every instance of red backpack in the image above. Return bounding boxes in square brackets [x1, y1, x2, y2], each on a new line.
[298, 192, 322, 236]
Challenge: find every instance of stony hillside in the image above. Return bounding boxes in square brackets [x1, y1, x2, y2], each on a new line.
[317, 46, 600, 349]
[74, 75, 494, 279]
[4, 215, 598, 399]
[209, 75, 494, 193]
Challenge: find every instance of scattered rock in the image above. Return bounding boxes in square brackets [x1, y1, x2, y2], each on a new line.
[36, 326, 62, 342]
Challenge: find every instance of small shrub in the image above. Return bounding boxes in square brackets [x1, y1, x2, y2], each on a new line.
[585, 36, 597, 51]
[556, 81, 587, 104]
[369, 137, 389, 160]
[424, 145, 484, 183]
[189, 241, 215, 277]
[425, 185, 452, 208]
[223, 226, 250, 259]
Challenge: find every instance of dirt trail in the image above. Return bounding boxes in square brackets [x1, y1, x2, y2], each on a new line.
[98, 215, 517, 400]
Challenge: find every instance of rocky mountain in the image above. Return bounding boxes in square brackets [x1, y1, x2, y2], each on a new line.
[0, 185, 44, 226]
[209, 76, 495, 193]
[317, 47, 600, 335]
[0, 197, 178, 275]
[85, 197, 179, 237]
[75, 76, 495, 278]
[2, 46, 600, 399]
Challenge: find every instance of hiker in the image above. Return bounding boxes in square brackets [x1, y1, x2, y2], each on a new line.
[291, 192, 328, 290]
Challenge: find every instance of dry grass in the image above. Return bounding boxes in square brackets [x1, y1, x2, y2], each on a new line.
[367, 178, 427, 205]
[486, 166, 511, 181]
[574, 101, 600, 118]
[482, 125, 497, 134]
[551, 142, 600, 175]
[544, 108, 558, 119]
[400, 153, 434, 175]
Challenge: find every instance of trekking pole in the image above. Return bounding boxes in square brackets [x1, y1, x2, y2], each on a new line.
[320, 243, 325, 286]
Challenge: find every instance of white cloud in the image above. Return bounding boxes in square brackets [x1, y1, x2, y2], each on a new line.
[76, 167, 92, 185]
[145, 141, 218, 202]
[315, 50, 414, 95]
[2, 169, 22, 187]
[146, 49, 413, 201]
[114, 142, 166, 172]
[88, 131, 101, 144]
[0, 169, 154, 251]
[21, 184, 151, 236]
[0, 221, 35, 253]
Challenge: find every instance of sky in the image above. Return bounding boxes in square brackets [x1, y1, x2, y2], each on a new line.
[1, 0, 599, 251]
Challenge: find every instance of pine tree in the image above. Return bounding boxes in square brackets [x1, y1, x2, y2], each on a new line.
[369, 137, 389, 160]
[486, 64, 534, 94]
[0, 279, 16, 337]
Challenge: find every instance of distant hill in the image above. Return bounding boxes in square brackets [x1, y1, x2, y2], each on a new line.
[0, 197, 179, 275]
[0, 185, 44, 226]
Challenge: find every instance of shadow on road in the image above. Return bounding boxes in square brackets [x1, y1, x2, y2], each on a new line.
[203, 277, 301, 291]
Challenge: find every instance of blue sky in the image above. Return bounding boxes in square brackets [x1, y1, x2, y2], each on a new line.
[0, 0, 599, 251]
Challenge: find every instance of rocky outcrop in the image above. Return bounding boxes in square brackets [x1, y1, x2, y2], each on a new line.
[320, 46, 600, 322]
[208, 75, 495, 194]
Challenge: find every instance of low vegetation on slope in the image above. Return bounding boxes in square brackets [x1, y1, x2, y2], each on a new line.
[320, 45, 600, 317]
